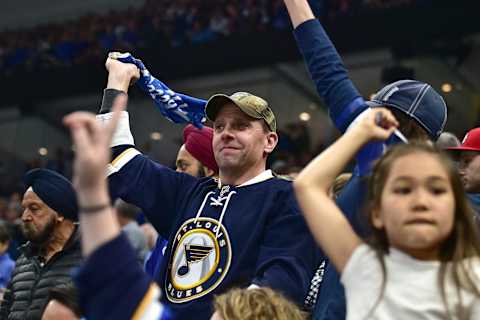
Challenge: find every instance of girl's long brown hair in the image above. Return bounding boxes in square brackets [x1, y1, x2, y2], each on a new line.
[364, 143, 480, 318]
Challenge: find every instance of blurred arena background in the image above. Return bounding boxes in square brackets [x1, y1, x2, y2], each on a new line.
[0, 0, 477, 200]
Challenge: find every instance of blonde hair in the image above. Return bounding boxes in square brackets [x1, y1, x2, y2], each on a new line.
[330, 172, 352, 198]
[213, 287, 307, 320]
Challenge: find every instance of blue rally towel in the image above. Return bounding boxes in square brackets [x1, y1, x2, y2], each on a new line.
[110, 52, 207, 128]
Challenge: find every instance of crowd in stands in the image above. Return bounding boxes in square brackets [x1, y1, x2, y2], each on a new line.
[0, 0, 476, 319]
[0, 0, 428, 75]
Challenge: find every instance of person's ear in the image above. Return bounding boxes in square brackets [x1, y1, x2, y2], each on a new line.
[203, 166, 216, 178]
[264, 132, 278, 154]
[371, 207, 384, 229]
[56, 214, 65, 223]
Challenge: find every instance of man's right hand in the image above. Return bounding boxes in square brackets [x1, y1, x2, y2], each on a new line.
[105, 54, 140, 92]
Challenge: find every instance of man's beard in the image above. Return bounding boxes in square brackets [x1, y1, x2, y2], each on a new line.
[21, 216, 56, 245]
[195, 166, 206, 178]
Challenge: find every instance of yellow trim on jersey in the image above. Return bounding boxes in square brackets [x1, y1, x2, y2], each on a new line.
[111, 148, 135, 167]
[107, 148, 141, 177]
[132, 284, 160, 320]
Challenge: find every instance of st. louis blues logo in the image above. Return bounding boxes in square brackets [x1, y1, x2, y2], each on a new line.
[166, 217, 231, 303]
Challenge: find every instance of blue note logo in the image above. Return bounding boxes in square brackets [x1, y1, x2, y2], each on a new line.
[166, 217, 232, 303]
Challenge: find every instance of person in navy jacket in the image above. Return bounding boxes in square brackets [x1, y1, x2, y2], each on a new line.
[281, 1, 448, 319]
[79, 56, 321, 319]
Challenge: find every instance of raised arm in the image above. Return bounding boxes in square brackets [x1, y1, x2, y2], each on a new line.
[96, 56, 198, 238]
[294, 108, 397, 272]
[283, 0, 315, 28]
[63, 98, 166, 320]
[284, 0, 366, 132]
[64, 101, 125, 255]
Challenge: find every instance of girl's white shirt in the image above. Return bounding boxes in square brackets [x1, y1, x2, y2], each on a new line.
[341, 244, 480, 320]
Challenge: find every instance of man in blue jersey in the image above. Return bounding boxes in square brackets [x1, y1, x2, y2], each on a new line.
[90, 56, 321, 319]
[281, 0, 447, 319]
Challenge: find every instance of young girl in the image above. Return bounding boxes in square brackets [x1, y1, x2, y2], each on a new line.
[294, 108, 480, 319]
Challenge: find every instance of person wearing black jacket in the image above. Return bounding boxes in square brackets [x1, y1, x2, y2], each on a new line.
[0, 169, 82, 320]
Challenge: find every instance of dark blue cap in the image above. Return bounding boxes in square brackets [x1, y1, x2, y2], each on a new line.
[366, 80, 447, 140]
[23, 169, 78, 221]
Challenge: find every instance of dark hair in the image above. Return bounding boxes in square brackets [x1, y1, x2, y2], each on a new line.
[114, 199, 140, 220]
[46, 283, 82, 317]
[365, 143, 480, 318]
[390, 109, 430, 141]
[0, 222, 11, 244]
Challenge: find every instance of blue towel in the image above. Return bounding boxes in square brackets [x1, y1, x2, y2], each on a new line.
[111, 52, 207, 128]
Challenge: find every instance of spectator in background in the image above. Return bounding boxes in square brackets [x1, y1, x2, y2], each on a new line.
[5, 199, 22, 223]
[211, 287, 307, 320]
[0, 169, 82, 320]
[41, 283, 82, 320]
[3, 195, 25, 261]
[436, 131, 461, 149]
[0, 222, 14, 299]
[114, 199, 149, 265]
[210, 8, 230, 36]
[446, 128, 480, 216]
[176, 124, 219, 178]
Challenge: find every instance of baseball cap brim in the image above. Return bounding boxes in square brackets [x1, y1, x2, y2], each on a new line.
[205, 94, 265, 122]
[365, 101, 383, 108]
[445, 146, 480, 152]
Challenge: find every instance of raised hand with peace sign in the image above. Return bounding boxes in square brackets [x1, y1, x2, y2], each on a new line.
[63, 100, 126, 256]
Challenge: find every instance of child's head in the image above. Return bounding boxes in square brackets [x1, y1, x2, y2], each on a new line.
[0, 222, 11, 255]
[367, 143, 479, 261]
[211, 287, 306, 320]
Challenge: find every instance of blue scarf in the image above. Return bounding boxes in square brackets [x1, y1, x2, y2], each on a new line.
[114, 52, 206, 128]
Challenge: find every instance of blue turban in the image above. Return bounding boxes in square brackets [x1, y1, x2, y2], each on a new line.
[23, 169, 78, 221]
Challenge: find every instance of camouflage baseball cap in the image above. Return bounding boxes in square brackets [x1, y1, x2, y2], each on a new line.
[205, 92, 277, 132]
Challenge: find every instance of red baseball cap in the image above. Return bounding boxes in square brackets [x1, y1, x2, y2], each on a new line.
[446, 128, 480, 153]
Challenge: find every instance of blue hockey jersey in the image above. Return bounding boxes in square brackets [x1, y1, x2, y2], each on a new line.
[104, 145, 321, 319]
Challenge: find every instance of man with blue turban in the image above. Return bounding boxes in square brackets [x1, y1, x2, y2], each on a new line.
[0, 169, 83, 320]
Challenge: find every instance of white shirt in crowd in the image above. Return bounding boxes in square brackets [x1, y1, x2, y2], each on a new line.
[341, 244, 480, 320]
